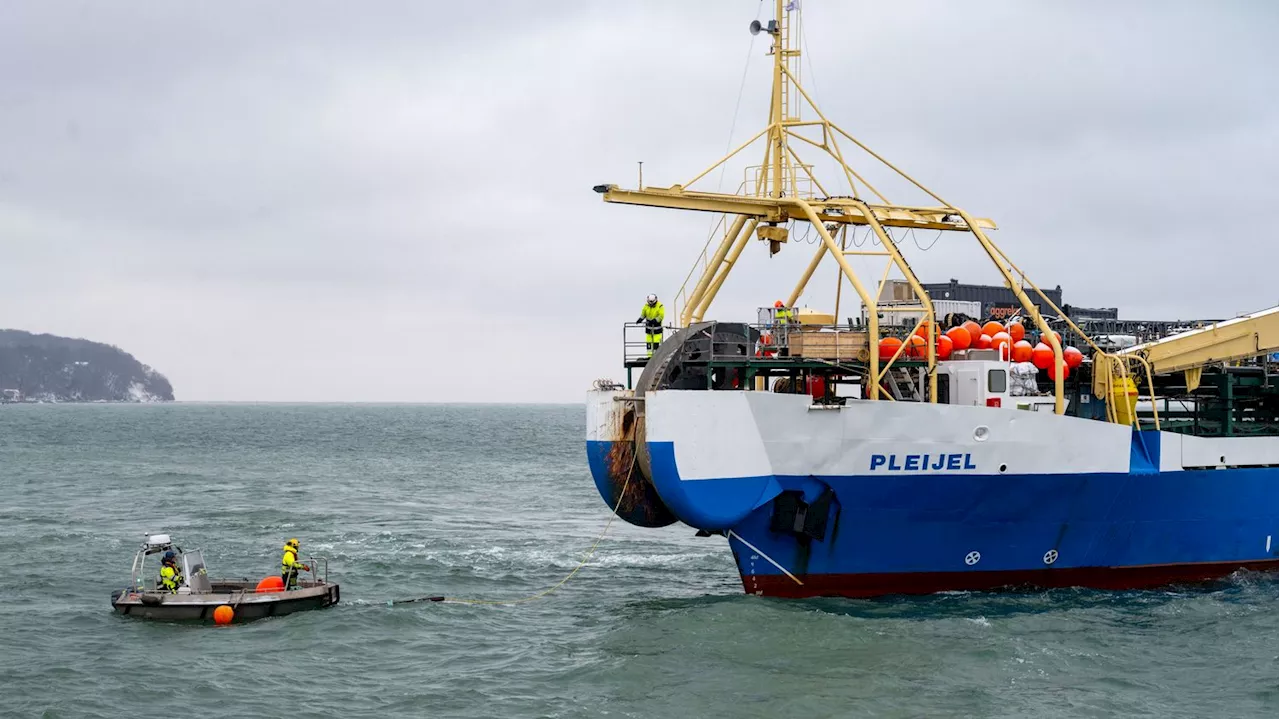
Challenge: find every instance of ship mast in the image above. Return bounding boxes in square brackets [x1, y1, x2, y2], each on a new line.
[593, 0, 1069, 413]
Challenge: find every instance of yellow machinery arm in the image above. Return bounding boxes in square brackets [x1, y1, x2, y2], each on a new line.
[1119, 307, 1279, 376]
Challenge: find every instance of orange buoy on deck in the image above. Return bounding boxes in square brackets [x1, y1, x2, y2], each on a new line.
[962, 321, 983, 342]
[1006, 321, 1025, 343]
[990, 331, 1012, 356]
[973, 333, 992, 350]
[905, 335, 927, 358]
[256, 576, 284, 593]
[1047, 361, 1070, 380]
[213, 605, 234, 625]
[936, 334, 954, 360]
[945, 326, 971, 351]
[1031, 343, 1054, 369]
[1064, 346, 1084, 368]
[878, 336, 902, 361]
[1011, 340, 1033, 363]
[982, 321, 1004, 337]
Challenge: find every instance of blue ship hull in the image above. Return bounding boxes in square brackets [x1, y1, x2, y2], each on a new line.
[587, 438, 1280, 597]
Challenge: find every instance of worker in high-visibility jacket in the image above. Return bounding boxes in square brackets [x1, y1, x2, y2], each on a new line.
[281, 538, 311, 590]
[158, 551, 184, 593]
[774, 300, 792, 323]
[638, 294, 665, 357]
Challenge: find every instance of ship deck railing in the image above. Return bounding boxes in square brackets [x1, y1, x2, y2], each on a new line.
[622, 321, 911, 372]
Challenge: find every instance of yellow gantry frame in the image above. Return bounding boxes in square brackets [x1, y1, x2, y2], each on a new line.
[598, 0, 1067, 412]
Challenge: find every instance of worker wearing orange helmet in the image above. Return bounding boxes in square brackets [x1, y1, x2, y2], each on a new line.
[774, 300, 792, 323]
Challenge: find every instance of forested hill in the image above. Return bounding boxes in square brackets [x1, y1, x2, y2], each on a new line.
[0, 330, 174, 402]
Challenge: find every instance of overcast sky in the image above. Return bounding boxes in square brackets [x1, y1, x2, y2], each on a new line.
[2, 1, 1276, 402]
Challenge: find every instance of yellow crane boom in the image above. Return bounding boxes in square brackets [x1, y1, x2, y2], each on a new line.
[1117, 306, 1279, 389]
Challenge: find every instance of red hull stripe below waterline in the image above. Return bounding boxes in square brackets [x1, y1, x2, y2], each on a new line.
[744, 560, 1279, 598]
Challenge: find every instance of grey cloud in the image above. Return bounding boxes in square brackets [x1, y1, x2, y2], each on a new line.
[1, 0, 1275, 402]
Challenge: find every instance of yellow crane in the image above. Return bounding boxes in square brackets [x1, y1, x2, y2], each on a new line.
[1119, 307, 1279, 390]
[593, 0, 1072, 413]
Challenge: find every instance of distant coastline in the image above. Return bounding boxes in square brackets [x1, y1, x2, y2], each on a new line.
[0, 329, 174, 403]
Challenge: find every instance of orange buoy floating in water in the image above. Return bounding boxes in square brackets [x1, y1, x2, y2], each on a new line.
[905, 335, 927, 358]
[1031, 343, 1054, 369]
[936, 334, 954, 360]
[213, 605, 234, 625]
[1063, 346, 1084, 368]
[945, 326, 971, 351]
[256, 576, 284, 593]
[982, 321, 1004, 338]
[1011, 340, 1033, 363]
[1006, 321, 1025, 343]
[974, 333, 993, 350]
[878, 336, 902, 361]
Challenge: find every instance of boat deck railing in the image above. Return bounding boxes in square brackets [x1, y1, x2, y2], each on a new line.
[623, 321, 878, 368]
[305, 555, 329, 585]
[127, 552, 332, 596]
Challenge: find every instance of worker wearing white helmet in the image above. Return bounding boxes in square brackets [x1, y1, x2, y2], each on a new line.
[637, 294, 665, 358]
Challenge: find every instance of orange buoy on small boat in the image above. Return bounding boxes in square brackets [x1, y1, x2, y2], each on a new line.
[982, 321, 1004, 337]
[973, 333, 992, 350]
[962, 321, 983, 342]
[214, 605, 234, 625]
[1064, 346, 1084, 368]
[256, 576, 284, 593]
[1006, 321, 1025, 343]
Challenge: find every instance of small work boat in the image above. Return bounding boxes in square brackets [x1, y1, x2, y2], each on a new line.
[111, 534, 340, 623]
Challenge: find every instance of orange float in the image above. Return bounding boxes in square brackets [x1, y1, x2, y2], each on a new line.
[255, 576, 284, 593]
[1011, 340, 1033, 363]
[905, 335, 927, 358]
[1047, 361, 1070, 380]
[878, 336, 902, 361]
[936, 334, 953, 360]
[213, 605, 234, 625]
[982, 321, 1004, 337]
[945, 326, 971, 351]
[1063, 346, 1084, 368]
[1031, 343, 1054, 369]
[1006, 322, 1025, 343]
[990, 331, 1012, 357]
[962, 321, 983, 342]
[973, 333, 992, 350]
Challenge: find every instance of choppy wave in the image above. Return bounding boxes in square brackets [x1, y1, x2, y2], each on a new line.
[1, 404, 1275, 719]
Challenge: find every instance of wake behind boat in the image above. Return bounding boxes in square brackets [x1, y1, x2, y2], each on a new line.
[584, 1, 1279, 599]
[111, 534, 339, 623]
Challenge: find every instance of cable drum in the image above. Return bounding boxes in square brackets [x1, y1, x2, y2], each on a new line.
[604, 322, 759, 528]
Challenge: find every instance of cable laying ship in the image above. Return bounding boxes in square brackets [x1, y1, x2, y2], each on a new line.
[585, 1, 1279, 598]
